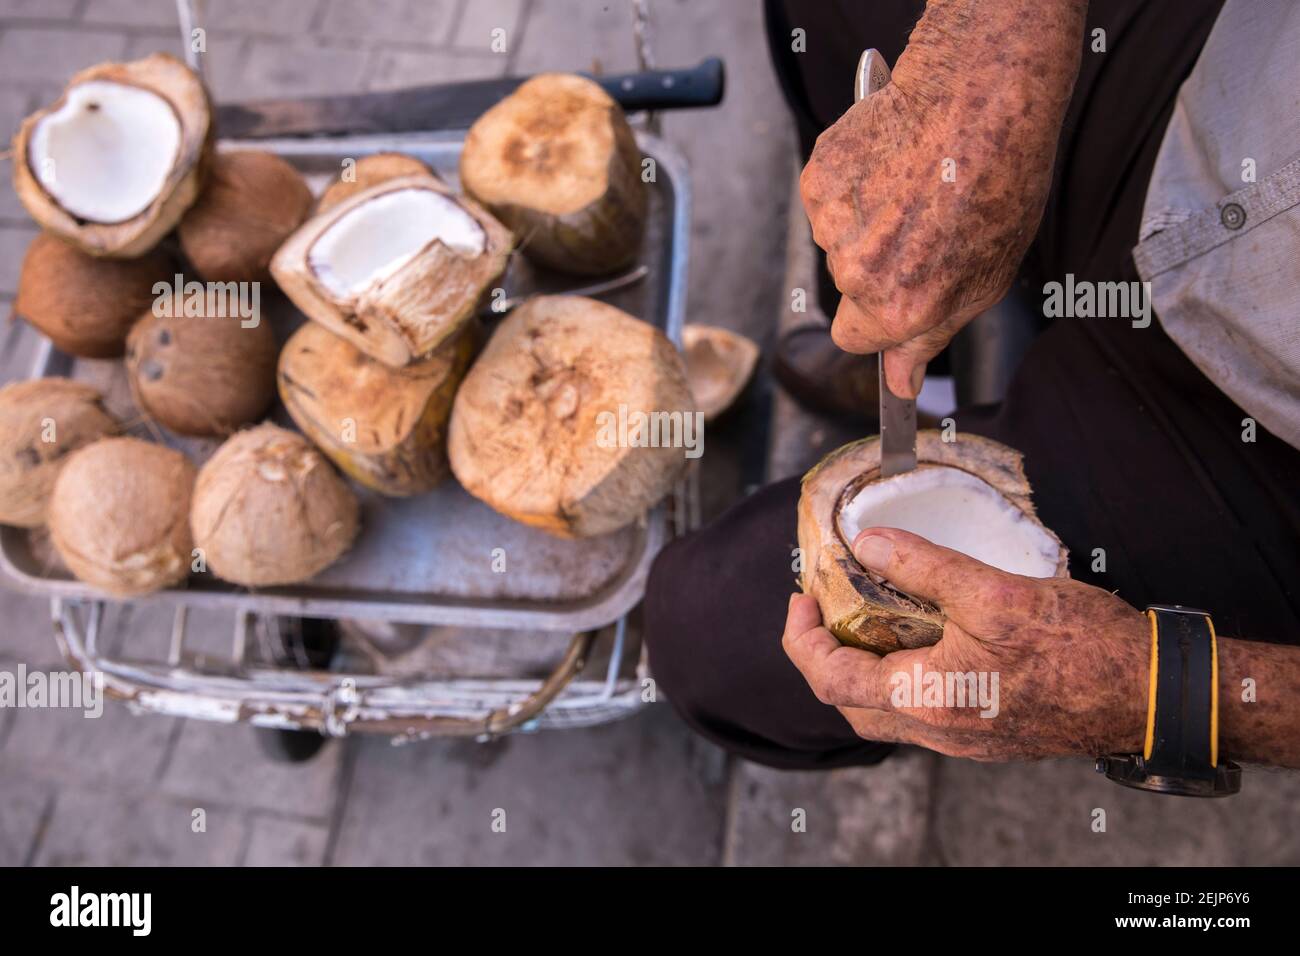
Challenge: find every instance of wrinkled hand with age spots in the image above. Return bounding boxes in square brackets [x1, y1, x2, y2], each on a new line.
[783, 528, 1150, 761]
[799, 0, 1087, 398]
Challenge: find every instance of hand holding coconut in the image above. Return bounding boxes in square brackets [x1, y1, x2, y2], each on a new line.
[799, 0, 1086, 398]
[784, 530, 1151, 761]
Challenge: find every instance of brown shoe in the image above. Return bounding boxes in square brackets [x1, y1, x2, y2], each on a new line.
[773, 323, 879, 424]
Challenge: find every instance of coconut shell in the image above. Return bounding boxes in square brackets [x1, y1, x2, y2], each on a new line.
[682, 324, 760, 421]
[797, 431, 1069, 654]
[278, 320, 476, 496]
[460, 73, 647, 276]
[47, 436, 195, 596]
[315, 152, 439, 215]
[448, 295, 693, 538]
[271, 173, 513, 367]
[13, 232, 177, 358]
[125, 307, 279, 437]
[190, 423, 359, 587]
[11, 53, 213, 258]
[0, 378, 119, 528]
[178, 150, 312, 283]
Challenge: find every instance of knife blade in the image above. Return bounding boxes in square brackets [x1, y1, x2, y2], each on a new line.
[853, 49, 917, 478]
[216, 58, 725, 140]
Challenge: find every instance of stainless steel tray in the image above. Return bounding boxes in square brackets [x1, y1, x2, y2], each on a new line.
[0, 130, 691, 633]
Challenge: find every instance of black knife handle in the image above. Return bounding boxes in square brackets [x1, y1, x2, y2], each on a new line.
[591, 57, 725, 112]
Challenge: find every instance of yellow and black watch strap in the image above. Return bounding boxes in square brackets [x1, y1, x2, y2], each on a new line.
[1097, 605, 1241, 797]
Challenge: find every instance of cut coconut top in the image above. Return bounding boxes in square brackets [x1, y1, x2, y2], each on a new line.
[836, 465, 1061, 578]
[28, 79, 181, 224]
[306, 187, 486, 299]
[460, 73, 621, 216]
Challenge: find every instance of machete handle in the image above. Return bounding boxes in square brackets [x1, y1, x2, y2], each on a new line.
[592, 57, 725, 112]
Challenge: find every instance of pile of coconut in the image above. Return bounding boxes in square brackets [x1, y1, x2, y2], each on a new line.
[3, 56, 751, 600]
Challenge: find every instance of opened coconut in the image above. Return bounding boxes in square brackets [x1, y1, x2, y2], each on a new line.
[12, 53, 211, 257]
[0, 378, 118, 528]
[278, 320, 475, 496]
[682, 324, 760, 421]
[460, 73, 647, 275]
[14, 232, 177, 357]
[315, 152, 438, 214]
[271, 173, 512, 367]
[191, 423, 359, 587]
[798, 431, 1067, 654]
[449, 295, 693, 538]
[47, 436, 195, 596]
[125, 307, 278, 437]
[178, 150, 312, 282]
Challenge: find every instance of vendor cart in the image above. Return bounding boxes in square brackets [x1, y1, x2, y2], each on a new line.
[0, 0, 724, 752]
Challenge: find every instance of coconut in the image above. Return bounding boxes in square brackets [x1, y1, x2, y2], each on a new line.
[178, 150, 312, 283]
[11, 53, 212, 257]
[13, 232, 177, 358]
[190, 423, 359, 587]
[125, 307, 278, 437]
[278, 320, 475, 496]
[271, 173, 512, 367]
[0, 378, 119, 528]
[682, 324, 760, 421]
[459, 73, 647, 276]
[448, 295, 692, 538]
[46, 436, 195, 596]
[798, 431, 1068, 654]
[315, 152, 439, 215]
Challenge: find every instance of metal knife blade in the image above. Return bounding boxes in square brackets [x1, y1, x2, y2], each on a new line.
[853, 50, 917, 478]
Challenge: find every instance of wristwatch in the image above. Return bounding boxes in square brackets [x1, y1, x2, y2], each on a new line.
[1096, 604, 1242, 797]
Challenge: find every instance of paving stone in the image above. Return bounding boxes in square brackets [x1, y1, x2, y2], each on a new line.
[0, 0, 79, 21]
[80, 0, 180, 30]
[198, 0, 323, 37]
[0, 27, 128, 83]
[32, 788, 245, 865]
[0, 587, 60, 668]
[317, 0, 457, 46]
[452, 0, 524, 53]
[364, 47, 507, 90]
[330, 704, 728, 865]
[0, 688, 178, 788]
[220, 38, 370, 100]
[159, 719, 344, 820]
[241, 814, 330, 866]
[0, 223, 34, 299]
[725, 747, 935, 866]
[512, 0, 636, 74]
[0, 772, 50, 865]
[933, 756, 1300, 865]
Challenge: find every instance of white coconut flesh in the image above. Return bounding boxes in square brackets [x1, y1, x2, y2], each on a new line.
[836, 465, 1060, 578]
[29, 80, 181, 223]
[307, 188, 486, 298]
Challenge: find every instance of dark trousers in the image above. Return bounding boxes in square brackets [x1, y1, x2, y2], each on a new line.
[643, 0, 1300, 770]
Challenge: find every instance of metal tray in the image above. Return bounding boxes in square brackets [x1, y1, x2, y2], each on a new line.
[0, 130, 691, 633]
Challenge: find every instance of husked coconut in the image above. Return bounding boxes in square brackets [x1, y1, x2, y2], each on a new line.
[798, 431, 1067, 654]
[125, 308, 278, 436]
[14, 233, 176, 357]
[47, 436, 195, 596]
[12, 53, 212, 257]
[449, 295, 693, 538]
[191, 424, 359, 587]
[278, 320, 476, 496]
[682, 324, 760, 421]
[315, 152, 439, 214]
[178, 150, 312, 282]
[460, 73, 647, 275]
[271, 174, 512, 367]
[0, 378, 118, 528]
